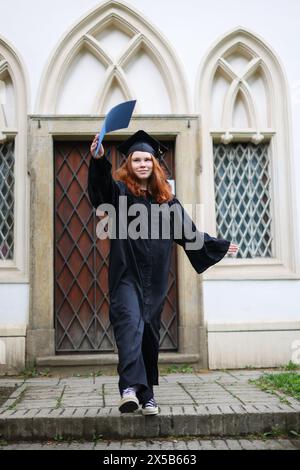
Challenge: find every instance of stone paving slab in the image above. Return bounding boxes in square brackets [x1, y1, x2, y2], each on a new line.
[0, 370, 299, 440]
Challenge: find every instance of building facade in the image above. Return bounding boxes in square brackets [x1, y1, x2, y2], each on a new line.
[0, 0, 300, 374]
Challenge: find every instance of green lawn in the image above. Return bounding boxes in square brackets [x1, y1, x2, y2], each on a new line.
[251, 372, 300, 401]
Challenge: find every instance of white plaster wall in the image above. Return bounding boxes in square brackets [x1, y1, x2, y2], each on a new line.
[0, 1, 299, 114]
[0, 0, 299, 330]
[203, 280, 300, 324]
[0, 284, 29, 325]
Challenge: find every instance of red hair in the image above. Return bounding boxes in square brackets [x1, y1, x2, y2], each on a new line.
[114, 153, 174, 204]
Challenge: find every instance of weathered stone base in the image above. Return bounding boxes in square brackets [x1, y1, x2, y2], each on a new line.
[0, 325, 26, 375]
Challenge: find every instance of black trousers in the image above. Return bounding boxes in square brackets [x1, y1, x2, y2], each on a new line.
[136, 323, 159, 404]
[115, 321, 159, 404]
[109, 279, 160, 404]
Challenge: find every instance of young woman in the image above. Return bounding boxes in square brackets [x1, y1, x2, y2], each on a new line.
[88, 130, 238, 415]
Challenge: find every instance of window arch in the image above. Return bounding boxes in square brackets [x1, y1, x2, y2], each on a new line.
[36, 0, 191, 114]
[196, 27, 298, 279]
[0, 35, 29, 282]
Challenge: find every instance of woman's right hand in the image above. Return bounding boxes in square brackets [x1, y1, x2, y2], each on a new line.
[90, 134, 104, 158]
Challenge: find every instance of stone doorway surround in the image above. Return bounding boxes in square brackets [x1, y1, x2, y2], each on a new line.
[26, 115, 208, 369]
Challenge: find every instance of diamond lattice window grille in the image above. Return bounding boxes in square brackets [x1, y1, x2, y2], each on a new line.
[159, 243, 178, 350]
[213, 142, 273, 258]
[0, 141, 14, 260]
[55, 143, 115, 352]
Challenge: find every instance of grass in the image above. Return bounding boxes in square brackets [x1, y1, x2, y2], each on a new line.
[0, 387, 16, 407]
[0, 438, 8, 447]
[55, 385, 66, 409]
[281, 361, 300, 371]
[7, 386, 27, 410]
[19, 367, 52, 379]
[251, 371, 300, 402]
[161, 364, 195, 375]
[72, 370, 103, 378]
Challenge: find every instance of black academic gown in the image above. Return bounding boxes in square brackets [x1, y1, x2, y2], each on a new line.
[87, 154, 230, 404]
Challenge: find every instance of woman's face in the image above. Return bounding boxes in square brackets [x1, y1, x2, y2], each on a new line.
[130, 151, 154, 182]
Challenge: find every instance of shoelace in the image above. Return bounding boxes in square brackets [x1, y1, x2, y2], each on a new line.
[122, 387, 136, 397]
[144, 398, 157, 407]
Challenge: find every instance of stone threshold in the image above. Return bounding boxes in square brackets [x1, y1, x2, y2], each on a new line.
[36, 353, 200, 367]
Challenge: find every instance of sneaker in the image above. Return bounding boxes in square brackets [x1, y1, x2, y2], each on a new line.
[141, 397, 159, 416]
[118, 387, 139, 413]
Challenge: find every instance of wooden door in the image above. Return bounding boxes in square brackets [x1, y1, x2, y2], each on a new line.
[54, 140, 178, 353]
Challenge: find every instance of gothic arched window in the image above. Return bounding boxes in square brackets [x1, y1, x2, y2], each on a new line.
[196, 28, 298, 279]
[0, 38, 28, 281]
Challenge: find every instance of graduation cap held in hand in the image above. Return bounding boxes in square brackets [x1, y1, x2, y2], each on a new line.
[95, 100, 136, 156]
[117, 130, 168, 160]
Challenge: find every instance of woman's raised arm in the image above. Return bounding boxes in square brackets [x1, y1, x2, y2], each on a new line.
[87, 134, 120, 208]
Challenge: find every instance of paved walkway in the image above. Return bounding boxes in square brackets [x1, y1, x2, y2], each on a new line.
[1, 437, 300, 450]
[0, 370, 299, 440]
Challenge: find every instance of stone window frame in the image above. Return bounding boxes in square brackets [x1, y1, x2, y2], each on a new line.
[195, 27, 299, 280]
[27, 116, 208, 368]
[0, 36, 29, 283]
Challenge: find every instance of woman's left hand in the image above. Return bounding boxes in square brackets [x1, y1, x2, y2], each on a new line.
[227, 243, 239, 254]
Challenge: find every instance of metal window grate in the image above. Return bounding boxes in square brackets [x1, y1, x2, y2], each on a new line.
[0, 141, 14, 260]
[213, 142, 273, 258]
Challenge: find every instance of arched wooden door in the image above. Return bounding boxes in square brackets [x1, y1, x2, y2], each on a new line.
[54, 140, 178, 353]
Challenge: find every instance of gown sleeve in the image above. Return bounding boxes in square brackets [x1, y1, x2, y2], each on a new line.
[171, 198, 231, 274]
[87, 153, 120, 208]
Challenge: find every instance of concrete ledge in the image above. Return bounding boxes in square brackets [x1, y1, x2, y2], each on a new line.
[207, 321, 300, 332]
[0, 405, 299, 440]
[36, 353, 200, 367]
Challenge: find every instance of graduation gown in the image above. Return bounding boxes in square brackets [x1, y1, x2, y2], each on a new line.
[87, 154, 230, 403]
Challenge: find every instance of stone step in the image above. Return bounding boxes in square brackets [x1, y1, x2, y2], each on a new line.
[0, 404, 299, 441]
[1, 438, 300, 450]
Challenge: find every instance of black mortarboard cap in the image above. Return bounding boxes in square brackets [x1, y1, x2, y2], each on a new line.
[117, 130, 168, 159]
